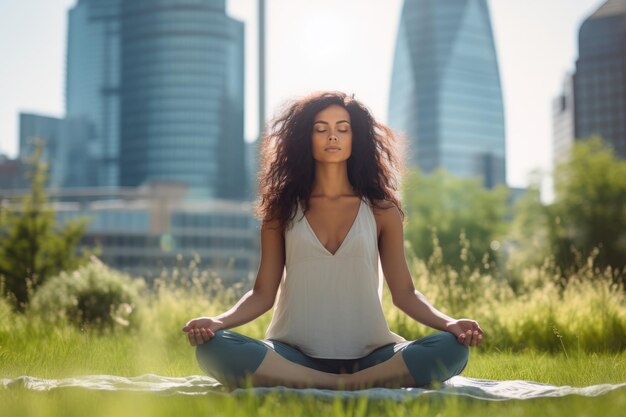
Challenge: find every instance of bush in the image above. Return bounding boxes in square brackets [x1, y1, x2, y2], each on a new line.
[30, 260, 145, 330]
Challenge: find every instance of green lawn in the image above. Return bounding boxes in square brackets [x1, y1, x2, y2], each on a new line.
[1, 262, 625, 417]
[1, 330, 625, 417]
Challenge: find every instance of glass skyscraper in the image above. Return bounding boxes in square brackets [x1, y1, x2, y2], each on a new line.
[19, 113, 93, 188]
[119, 0, 246, 199]
[66, 0, 121, 187]
[388, 0, 506, 187]
[574, 0, 626, 158]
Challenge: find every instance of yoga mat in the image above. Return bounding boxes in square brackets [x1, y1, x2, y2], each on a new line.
[3, 374, 625, 401]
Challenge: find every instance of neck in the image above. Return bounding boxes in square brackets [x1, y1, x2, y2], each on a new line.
[311, 161, 354, 199]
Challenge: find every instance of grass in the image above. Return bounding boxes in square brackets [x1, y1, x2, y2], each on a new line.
[1, 256, 625, 416]
[1, 327, 625, 417]
[1, 389, 625, 417]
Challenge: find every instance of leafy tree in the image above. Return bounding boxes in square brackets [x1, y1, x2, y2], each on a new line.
[548, 136, 626, 280]
[401, 168, 510, 271]
[506, 175, 550, 269]
[0, 139, 93, 310]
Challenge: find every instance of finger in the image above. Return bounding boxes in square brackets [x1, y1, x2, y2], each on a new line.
[475, 333, 483, 347]
[193, 329, 204, 345]
[187, 331, 197, 346]
[183, 320, 196, 332]
[464, 330, 473, 346]
[472, 321, 485, 335]
[199, 328, 211, 342]
[471, 331, 480, 347]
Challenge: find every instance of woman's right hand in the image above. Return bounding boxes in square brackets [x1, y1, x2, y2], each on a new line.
[182, 317, 225, 346]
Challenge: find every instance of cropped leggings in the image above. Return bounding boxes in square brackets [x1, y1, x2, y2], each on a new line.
[196, 330, 469, 388]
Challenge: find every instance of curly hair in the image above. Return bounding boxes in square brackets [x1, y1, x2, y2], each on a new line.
[256, 91, 405, 232]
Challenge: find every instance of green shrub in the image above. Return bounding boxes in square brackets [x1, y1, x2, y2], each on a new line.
[0, 294, 14, 334]
[30, 261, 145, 330]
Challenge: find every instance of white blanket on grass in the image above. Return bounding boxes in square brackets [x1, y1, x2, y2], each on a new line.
[2, 374, 625, 401]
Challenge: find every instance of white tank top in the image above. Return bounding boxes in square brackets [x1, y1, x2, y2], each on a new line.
[264, 197, 406, 359]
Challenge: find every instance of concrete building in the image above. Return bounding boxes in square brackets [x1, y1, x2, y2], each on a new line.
[0, 182, 260, 282]
[552, 73, 576, 166]
[574, 0, 626, 156]
[553, 0, 626, 163]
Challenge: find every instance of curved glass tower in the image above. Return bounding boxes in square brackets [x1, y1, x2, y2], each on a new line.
[120, 0, 245, 199]
[388, 0, 506, 187]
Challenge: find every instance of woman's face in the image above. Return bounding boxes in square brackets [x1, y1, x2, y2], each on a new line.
[311, 104, 352, 163]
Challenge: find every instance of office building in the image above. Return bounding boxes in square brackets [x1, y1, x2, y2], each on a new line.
[0, 155, 27, 190]
[19, 113, 94, 188]
[66, 0, 121, 187]
[388, 0, 506, 187]
[574, 0, 626, 157]
[0, 182, 259, 282]
[552, 74, 576, 166]
[119, 0, 246, 199]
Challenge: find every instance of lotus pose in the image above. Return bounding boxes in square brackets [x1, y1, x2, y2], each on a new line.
[183, 91, 483, 390]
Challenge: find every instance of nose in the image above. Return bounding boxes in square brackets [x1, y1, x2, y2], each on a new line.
[328, 135, 338, 142]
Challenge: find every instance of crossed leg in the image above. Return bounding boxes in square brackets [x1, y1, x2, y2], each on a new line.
[250, 349, 414, 390]
[196, 330, 466, 390]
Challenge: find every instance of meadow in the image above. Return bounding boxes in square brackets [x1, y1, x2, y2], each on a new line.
[1, 251, 625, 417]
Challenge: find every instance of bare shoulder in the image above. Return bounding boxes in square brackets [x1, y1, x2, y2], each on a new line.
[369, 199, 403, 236]
[370, 198, 400, 217]
[261, 217, 282, 232]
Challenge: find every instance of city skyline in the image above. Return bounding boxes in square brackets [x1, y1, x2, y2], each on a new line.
[0, 0, 607, 192]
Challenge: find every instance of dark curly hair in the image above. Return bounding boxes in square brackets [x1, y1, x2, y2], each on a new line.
[256, 91, 405, 232]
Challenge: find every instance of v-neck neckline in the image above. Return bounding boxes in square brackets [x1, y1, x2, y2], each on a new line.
[302, 198, 364, 257]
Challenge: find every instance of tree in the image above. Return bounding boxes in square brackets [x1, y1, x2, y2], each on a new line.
[548, 136, 626, 279]
[0, 139, 93, 310]
[401, 168, 510, 271]
[506, 175, 550, 269]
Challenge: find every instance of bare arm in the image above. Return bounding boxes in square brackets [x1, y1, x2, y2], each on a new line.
[183, 219, 285, 345]
[375, 202, 483, 346]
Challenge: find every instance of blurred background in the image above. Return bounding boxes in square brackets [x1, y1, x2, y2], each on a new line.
[0, 0, 624, 290]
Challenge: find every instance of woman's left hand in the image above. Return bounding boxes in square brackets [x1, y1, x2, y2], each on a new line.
[446, 319, 484, 347]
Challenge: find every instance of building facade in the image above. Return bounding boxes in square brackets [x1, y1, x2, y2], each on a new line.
[119, 0, 246, 199]
[66, 0, 121, 187]
[574, 0, 626, 157]
[388, 0, 506, 188]
[1, 182, 259, 283]
[552, 73, 576, 167]
[19, 113, 93, 188]
[0, 155, 27, 190]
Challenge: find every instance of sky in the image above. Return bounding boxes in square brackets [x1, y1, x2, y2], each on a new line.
[0, 0, 607, 192]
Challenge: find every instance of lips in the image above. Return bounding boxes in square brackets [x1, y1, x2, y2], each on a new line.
[325, 147, 341, 151]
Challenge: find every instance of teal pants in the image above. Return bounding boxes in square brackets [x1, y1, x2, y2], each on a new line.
[196, 330, 469, 387]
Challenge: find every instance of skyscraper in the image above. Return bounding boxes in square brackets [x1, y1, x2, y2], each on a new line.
[19, 113, 92, 188]
[66, 0, 121, 187]
[119, 0, 246, 199]
[552, 73, 575, 167]
[388, 0, 506, 188]
[574, 0, 626, 157]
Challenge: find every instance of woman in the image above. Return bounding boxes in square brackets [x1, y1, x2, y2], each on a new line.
[183, 91, 484, 390]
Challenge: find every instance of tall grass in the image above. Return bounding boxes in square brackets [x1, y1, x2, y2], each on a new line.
[383, 238, 626, 353]
[1, 250, 625, 417]
[0, 247, 622, 381]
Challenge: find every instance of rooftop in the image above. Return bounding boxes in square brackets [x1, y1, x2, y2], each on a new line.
[590, 0, 626, 19]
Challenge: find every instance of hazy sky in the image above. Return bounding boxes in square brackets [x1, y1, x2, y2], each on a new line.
[0, 0, 607, 190]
